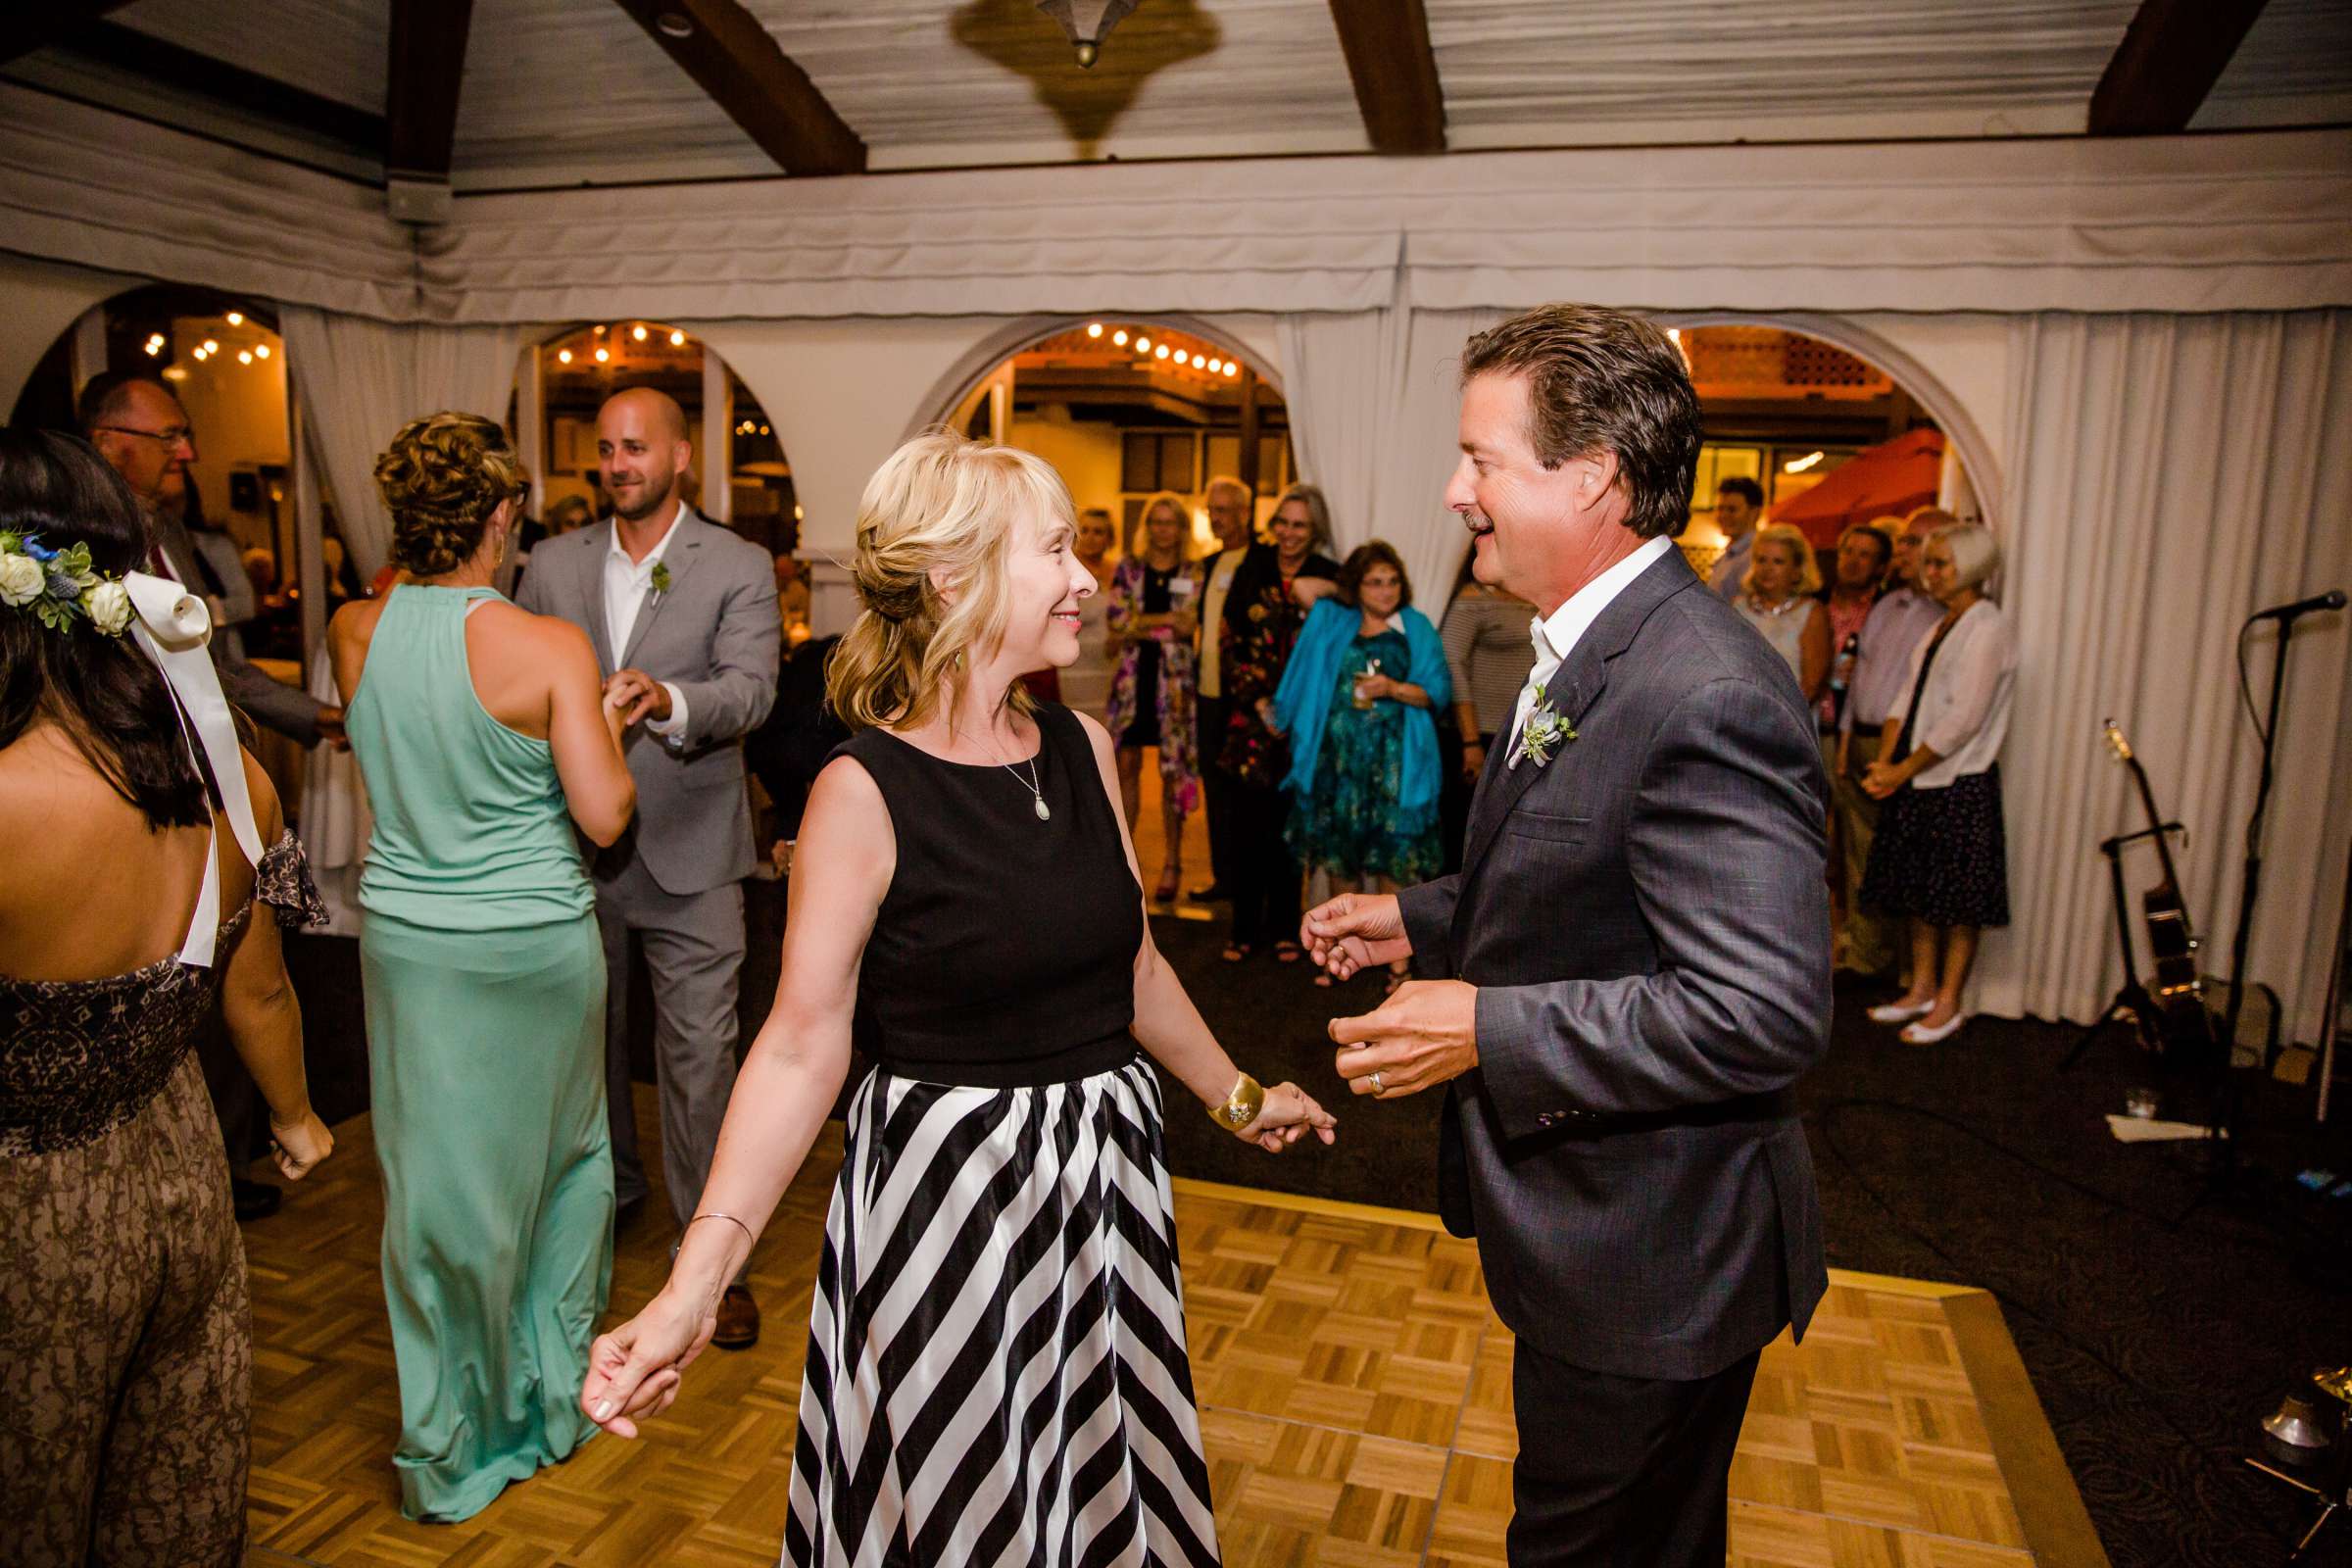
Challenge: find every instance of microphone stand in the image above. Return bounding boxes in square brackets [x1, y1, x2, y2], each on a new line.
[2200, 600, 2338, 1212]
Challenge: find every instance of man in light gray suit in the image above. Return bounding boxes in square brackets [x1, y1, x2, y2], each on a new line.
[1304, 307, 1832, 1566]
[517, 388, 778, 1348]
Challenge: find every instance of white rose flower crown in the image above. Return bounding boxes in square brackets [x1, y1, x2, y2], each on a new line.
[0, 530, 133, 636]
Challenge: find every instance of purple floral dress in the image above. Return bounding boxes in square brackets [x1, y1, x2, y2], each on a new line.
[1103, 555, 1203, 816]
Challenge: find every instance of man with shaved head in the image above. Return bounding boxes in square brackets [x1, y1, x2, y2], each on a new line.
[518, 386, 780, 1347]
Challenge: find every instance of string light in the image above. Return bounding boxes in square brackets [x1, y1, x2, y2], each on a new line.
[1172, 350, 1189, 366]
[1086, 322, 1103, 338]
[225, 312, 244, 326]
[1784, 451, 1824, 473]
[255, 344, 270, 359]
[558, 349, 573, 364]
[1133, 336, 1151, 353]
[669, 329, 686, 346]
[201, 339, 220, 354]
[594, 347, 611, 364]
[143, 338, 164, 357]
[237, 350, 254, 365]
[632, 324, 648, 341]
[1111, 329, 1129, 347]
[1223, 362, 1238, 377]
[1154, 344, 1170, 360]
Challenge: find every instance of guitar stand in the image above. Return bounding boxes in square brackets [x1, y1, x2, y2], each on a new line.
[2060, 822, 2186, 1073]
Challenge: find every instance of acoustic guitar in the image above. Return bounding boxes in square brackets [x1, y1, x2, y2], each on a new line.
[2104, 720, 2217, 1066]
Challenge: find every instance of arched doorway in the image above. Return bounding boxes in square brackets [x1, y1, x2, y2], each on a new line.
[1664, 321, 1984, 585]
[522, 321, 803, 640]
[925, 315, 1291, 555]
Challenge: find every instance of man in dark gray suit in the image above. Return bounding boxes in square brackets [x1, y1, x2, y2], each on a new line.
[1304, 306, 1831, 1566]
[83, 369, 341, 1224]
[518, 388, 779, 1348]
[81, 372, 338, 749]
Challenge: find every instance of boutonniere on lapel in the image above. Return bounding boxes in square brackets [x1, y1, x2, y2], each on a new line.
[648, 562, 672, 597]
[1514, 701, 1576, 768]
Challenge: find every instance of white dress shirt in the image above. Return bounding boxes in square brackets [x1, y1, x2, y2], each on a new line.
[1890, 597, 2014, 789]
[605, 509, 691, 739]
[1508, 534, 1674, 762]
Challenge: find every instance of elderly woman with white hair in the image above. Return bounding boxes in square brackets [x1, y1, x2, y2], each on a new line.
[1857, 522, 2016, 1045]
[580, 430, 1336, 1566]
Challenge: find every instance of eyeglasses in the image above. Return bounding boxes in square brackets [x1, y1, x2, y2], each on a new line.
[94, 424, 196, 448]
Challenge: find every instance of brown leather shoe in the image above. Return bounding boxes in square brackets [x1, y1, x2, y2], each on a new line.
[711, 1284, 760, 1349]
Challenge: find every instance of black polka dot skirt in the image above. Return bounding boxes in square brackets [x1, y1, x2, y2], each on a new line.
[1860, 763, 2010, 929]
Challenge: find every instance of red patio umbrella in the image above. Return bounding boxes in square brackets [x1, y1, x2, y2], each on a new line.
[1773, 427, 1944, 551]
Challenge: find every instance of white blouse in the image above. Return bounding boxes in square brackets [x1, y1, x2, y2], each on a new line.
[1891, 598, 2015, 790]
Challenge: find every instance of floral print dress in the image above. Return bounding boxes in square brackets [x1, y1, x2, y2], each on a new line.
[1103, 555, 1203, 816]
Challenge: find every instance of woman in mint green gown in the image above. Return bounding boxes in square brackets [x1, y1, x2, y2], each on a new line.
[330, 413, 638, 1522]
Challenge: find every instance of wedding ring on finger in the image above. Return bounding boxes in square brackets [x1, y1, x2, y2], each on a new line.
[1370, 1071, 1384, 1092]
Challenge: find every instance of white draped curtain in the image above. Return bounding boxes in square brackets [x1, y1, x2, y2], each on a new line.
[279, 306, 525, 579]
[1277, 307, 1503, 603]
[1984, 310, 2352, 1043]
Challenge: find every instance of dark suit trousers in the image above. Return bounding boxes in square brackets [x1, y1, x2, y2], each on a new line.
[1225, 778, 1298, 949]
[1196, 694, 1233, 887]
[1507, 1341, 1761, 1567]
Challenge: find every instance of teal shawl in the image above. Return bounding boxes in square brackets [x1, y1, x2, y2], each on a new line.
[1272, 597, 1452, 831]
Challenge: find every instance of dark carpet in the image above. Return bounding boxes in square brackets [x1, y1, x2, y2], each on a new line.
[284, 886, 2352, 1567]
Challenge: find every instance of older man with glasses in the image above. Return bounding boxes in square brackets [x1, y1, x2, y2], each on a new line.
[81, 368, 341, 1224]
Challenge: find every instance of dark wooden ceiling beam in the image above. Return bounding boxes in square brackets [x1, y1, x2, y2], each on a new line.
[1326, 0, 1446, 156]
[611, 0, 863, 176]
[37, 21, 385, 149]
[2088, 0, 2272, 135]
[386, 0, 474, 179]
[0, 3, 139, 68]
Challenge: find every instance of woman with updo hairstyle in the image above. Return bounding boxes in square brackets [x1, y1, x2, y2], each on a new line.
[583, 429, 1336, 1566]
[327, 410, 637, 1521]
[0, 428, 331, 1566]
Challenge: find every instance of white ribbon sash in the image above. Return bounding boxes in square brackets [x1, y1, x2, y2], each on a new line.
[122, 571, 263, 967]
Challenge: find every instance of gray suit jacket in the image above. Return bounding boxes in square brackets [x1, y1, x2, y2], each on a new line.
[145, 507, 326, 747]
[1397, 547, 1832, 1381]
[517, 510, 780, 897]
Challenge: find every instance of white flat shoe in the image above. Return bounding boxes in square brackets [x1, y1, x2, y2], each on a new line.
[1868, 999, 1936, 1024]
[1900, 1012, 1970, 1045]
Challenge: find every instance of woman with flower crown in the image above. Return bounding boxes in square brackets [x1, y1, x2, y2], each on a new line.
[0, 428, 334, 1567]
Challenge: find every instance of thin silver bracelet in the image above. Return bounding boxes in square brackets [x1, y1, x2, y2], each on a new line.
[669, 1210, 757, 1259]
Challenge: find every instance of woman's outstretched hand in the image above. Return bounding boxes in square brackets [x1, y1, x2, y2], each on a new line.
[1235, 1082, 1338, 1152]
[580, 1287, 716, 1440]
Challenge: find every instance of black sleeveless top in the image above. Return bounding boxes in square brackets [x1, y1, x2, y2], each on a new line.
[836, 704, 1144, 1088]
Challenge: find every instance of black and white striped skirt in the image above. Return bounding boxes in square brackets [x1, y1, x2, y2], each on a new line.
[784, 1058, 1221, 1567]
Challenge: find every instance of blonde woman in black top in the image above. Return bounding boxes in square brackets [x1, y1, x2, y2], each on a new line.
[582, 431, 1336, 1566]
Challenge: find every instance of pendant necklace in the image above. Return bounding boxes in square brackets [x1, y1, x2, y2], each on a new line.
[983, 725, 1051, 821]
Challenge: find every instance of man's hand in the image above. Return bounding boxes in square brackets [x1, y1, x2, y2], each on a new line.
[1460, 739, 1487, 778]
[605, 669, 672, 727]
[1329, 980, 1479, 1100]
[315, 706, 348, 751]
[1300, 892, 1410, 981]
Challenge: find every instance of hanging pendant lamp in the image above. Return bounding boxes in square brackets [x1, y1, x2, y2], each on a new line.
[1036, 0, 1139, 68]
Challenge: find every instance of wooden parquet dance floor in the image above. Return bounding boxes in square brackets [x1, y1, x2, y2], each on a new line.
[242, 1088, 2106, 1567]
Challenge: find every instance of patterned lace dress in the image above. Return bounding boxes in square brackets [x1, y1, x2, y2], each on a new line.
[0, 833, 323, 1568]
